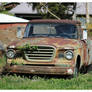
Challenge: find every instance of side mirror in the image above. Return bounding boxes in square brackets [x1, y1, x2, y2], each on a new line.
[17, 27, 23, 38]
[83, 29, 87, 40]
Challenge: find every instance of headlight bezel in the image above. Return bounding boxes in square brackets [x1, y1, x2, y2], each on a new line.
[64, 50, 74, 60]
[6, 49, 16, 59]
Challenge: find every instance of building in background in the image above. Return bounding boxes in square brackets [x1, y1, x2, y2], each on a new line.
[0, 13, 29, 47]
[9, 2, 92, 24]
[73, 2, 92, 26]
[9, 3, 42, 20]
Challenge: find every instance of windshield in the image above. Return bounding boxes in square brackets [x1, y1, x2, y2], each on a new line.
[24, 23, 78, 39]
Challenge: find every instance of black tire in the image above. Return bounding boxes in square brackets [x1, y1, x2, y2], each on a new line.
[80, 65, 87, 74]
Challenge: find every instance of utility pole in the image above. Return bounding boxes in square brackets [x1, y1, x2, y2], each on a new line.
[86, 2, 90, 24]
[72, 11, 76, 20]
[72, 3, 77, 20]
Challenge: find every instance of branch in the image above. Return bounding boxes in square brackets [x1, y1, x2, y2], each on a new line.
[40, 3, 61, 20]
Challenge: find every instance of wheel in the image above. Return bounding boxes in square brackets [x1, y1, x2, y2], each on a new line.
[80, 65, 87, 74]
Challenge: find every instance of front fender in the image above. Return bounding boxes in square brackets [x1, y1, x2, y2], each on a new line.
[74, 48, 83, 68]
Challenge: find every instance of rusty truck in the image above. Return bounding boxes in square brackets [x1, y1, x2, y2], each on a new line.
[5, 19, 92, 77]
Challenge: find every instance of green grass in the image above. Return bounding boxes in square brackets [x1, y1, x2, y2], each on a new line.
[0, 56, 6, 73]
[0, 56, 6, 67]
[0, 73, 92, 89]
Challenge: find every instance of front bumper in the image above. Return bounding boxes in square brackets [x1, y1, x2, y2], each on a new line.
[5, 64, 74, 75]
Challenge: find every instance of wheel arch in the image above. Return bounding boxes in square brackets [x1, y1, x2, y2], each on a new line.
[76, 55, 81, 70]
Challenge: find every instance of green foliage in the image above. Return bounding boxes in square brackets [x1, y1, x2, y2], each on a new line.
[0, 55, 6, 68]
[0, 3, 14, 15]
[0, 55, 6, 74]
[88, 30, 92, 37]
[0, 3, 6, 12]
[17, 43, 38, 51]
[86, 23, 92, 37]
[0, 73, 92, 89]
[31, 3, 76, 19]
[0, 10, 14, 16]
[11, 60, 19, 65]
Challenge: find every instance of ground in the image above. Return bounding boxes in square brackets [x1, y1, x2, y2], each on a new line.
[0, 72, 92, 89]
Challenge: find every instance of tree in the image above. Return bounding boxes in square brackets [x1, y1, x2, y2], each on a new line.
[0, 3, 6, 12]
[0, 3, 14, 15]
[29, 2, 76, 19]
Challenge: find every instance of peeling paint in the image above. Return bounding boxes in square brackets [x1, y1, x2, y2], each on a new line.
[6, 19, 89, 75]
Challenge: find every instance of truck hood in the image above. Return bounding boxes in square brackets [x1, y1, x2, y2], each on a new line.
[8, 37, 82, 49]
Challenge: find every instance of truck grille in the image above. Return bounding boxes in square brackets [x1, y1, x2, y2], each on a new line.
[24, 45, 55, 62]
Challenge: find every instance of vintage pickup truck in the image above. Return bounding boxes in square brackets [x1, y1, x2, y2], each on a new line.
[5, 19, 92, 77]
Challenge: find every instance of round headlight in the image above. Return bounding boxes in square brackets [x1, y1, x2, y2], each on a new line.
[6, 49, 15, 59]
[64, 50, 73, 60]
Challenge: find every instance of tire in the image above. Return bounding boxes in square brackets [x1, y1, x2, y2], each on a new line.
[80, 65, 87, 74]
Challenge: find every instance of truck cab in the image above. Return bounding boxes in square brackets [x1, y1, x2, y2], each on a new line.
[5, 19, 90, 77]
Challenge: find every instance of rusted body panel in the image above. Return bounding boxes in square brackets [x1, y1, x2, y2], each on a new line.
[5, 64, 74, 75]
[9, 38, 80, 48]
[7, 38, 81, 64]
[6, 19, 89, 75]
[6, 37, 84, 75]
[29, 19, 80, 24]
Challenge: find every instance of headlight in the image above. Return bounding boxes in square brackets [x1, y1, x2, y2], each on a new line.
[6, 49, 15, 59]
[64, 50, 73, 60]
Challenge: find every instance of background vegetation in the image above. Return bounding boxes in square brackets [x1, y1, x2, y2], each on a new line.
[0, 2, 76, 19]
[31, 2, 76, 19]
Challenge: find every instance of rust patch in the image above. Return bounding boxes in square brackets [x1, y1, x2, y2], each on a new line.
[6, 19, 89, 75]
[8, 37, 81, 49]
[5, 64, 74, 75]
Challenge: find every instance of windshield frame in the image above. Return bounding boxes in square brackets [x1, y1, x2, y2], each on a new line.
[24, 23, 78, 39]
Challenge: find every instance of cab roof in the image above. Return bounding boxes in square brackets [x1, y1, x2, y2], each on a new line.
[29, 19, 80, 25]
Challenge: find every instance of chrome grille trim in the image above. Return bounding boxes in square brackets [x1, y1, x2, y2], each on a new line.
[24, 45, 56, 62]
